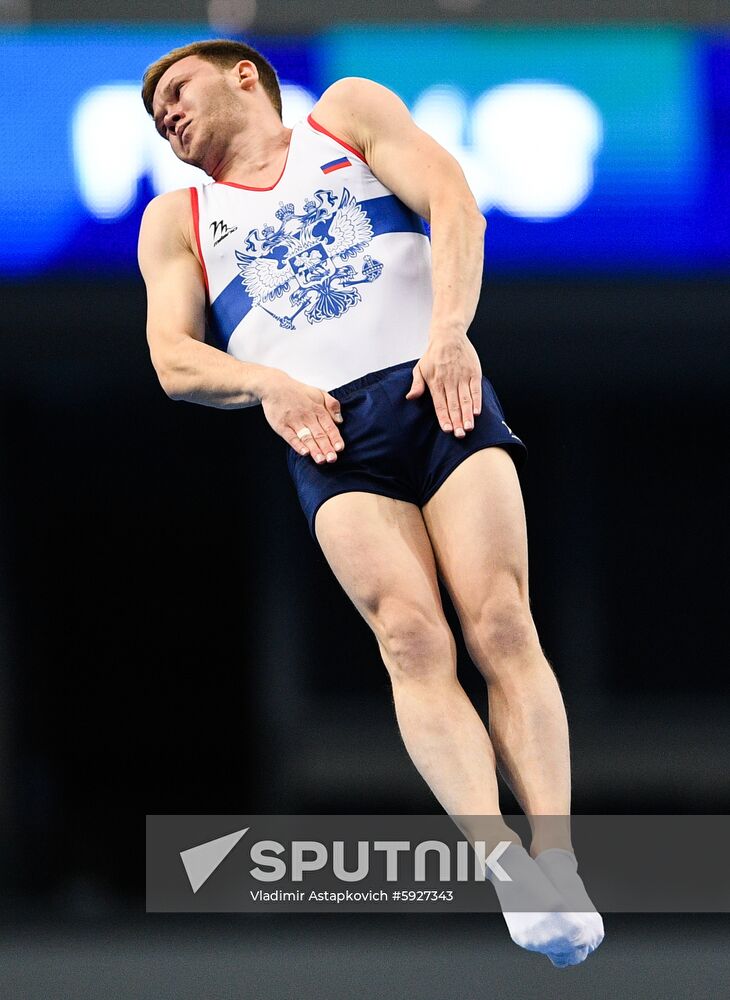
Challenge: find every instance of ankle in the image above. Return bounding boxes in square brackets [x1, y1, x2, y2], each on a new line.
[530, 840, 575, 860]
[528, 817, 574, 859]
[453, 817, 523, 855]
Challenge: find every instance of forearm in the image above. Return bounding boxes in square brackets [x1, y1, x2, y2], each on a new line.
[155, 337, 285, 409]
[428, 197, 486, 340]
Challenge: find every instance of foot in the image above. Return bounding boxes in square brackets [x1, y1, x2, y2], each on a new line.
[502, 909, 593, 967]
[534, 847, 605, 964]
[487, 843, 596, 967]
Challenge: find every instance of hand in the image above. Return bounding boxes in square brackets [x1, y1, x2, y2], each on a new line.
[405, 335, 482, 437]
[260, 371, 345, 464]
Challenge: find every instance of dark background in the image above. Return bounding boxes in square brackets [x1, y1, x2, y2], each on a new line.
[1, 3, 729, 994]
[1, 271, 727, 908]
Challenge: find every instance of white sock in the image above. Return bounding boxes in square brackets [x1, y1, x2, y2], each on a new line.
[534, 848, 605, 951]
[533, 848, 599, 913]
[486, 843, 592, 965]
[486, 842, 565, 912]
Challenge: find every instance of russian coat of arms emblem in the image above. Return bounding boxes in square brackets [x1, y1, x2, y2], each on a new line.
[234, 188, 384, 330]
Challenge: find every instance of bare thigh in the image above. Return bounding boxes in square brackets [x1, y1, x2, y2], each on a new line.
[421, 447, 537, 671]
[314, 492, 452, 665]
[422, 447, 529, 593]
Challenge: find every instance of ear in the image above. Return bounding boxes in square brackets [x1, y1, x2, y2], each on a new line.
[234, 60, 259, 90]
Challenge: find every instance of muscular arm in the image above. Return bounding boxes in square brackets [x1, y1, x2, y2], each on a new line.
[137, 190, 346, 462]
[311, 78, 486, 435]
[137, 189, 281, 408]
[312, 77, 486, 342]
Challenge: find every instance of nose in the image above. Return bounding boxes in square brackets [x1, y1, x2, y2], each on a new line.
[163, 108, 183, 135]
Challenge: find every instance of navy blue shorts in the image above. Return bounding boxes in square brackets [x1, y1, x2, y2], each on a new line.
[286, 358, 527, 541]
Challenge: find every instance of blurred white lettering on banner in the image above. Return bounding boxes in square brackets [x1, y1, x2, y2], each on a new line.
[72, 81, 602, 221]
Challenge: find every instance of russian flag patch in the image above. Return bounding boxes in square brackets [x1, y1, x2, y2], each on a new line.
[320, 156, 352, 174]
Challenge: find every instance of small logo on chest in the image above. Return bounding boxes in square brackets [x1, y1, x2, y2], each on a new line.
[210, 219, 238, 246]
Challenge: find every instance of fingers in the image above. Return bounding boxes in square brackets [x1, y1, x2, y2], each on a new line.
[430, 382, 455, 435]
[458, 378, 475, 432]
[324, 393, 343, 426]
[286, 404, 345, 465]
[431, 374, 482, 437]
[469, 374, 482, 417]
[405, 364, 425, 400]
[315, 409, 345, 461]
[444, 380, 465, 436]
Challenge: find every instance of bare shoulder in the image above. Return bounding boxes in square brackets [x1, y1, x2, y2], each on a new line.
[315, 76, 397, 111]
[312, 77, 467, 219]
[138, 188, 196, 265]
[141, 186, 192, 220]
[311, 77, 410, 154]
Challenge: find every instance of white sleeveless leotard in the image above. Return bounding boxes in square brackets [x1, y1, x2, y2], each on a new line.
[190, 115, 433, 393]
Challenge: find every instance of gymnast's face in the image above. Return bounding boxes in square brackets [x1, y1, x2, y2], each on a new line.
[152, 55, 256, 175]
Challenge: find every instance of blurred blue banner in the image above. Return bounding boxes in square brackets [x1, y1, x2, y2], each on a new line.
[3, 25, 729, 277]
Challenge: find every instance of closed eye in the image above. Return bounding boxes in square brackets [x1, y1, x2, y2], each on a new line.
[154, 78, 187, 138]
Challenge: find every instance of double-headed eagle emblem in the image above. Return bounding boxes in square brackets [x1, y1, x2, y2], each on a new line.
[234, 188, 384, 330]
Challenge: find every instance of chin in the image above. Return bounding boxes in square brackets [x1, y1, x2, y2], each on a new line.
[183, 146, 203, 170]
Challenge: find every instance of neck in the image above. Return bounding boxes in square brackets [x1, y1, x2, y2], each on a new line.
[211, 116, 292, 187]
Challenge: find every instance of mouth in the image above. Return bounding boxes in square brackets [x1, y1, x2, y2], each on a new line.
[179, 121, 192, 147]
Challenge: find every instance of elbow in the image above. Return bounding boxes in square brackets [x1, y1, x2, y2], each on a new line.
[472, 205, 487, 234]
[148, 340, 188, 400]
[470, 207, 487, 247]
[458, 202, 486, 241]
[147, 333, 201, 401]
[152, 358, 183, 400]
[431, 192, 486, 233]
[159, 369, 184, 401]
[161, 379, 182, 401]
[456, 189, 486, 233]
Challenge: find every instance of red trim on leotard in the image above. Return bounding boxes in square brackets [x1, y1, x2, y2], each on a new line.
[189, 186, 209, 299]
[307, 114, 367, 164]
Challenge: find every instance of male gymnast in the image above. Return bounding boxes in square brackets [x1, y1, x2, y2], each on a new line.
[137, 39, 604, 967]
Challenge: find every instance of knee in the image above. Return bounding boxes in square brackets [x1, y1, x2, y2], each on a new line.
[375, 605, 455, 683]
[464, 594, 539, 672]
